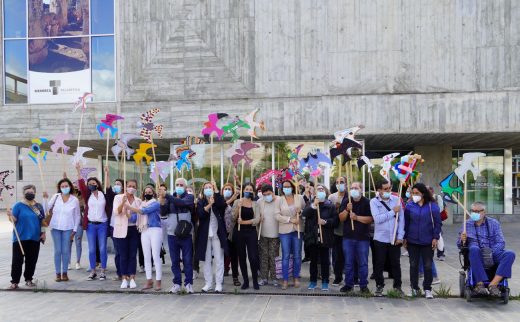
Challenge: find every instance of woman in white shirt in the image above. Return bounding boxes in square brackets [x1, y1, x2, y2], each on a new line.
[49, 178, 81, 282]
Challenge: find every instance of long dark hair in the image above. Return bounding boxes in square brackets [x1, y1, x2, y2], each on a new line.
[56, 178, 74, 194]
[412, 183, 434, 204]
[241, 182, 256, 198]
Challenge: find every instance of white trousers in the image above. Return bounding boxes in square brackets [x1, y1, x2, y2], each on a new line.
[141, 227, 163, 280]
[203, 235, 224, 287]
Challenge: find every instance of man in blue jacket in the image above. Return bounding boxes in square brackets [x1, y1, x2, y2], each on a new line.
[458, 201, 516, 296]
[159, 178, 195, 294]
[369, 180, 405, 297]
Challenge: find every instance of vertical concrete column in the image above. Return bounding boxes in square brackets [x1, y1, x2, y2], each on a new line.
[414, 145, 453, 224]
[504, 149, 513, 215]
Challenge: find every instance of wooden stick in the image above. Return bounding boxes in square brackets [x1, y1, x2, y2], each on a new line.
[36, 155, 46, 194]
[61, 150, 66, 175]
[250, 136, 254, 181]
[150, 134, 159, 191]
[238, 160, 245, 231]
[7, 207, 25, 256]
[77, 111, 84, 149]
[295, 180, 301, 239]
[338, 155, 342, 177]
[210, 135, 214, 182]
[123, 150, 126, 194]
[391, 181, 404, 245]
[139, 162, 143, 192]
[226, 161, 232, 183]
[463, 173, 467, 234]
[104, 131, 110, 192]
[313, 176, 323, 243]
[345, 162, 354, 230]
[369, 170, 376, 198]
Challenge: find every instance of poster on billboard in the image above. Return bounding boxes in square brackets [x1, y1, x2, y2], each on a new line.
[27, 0, 91, 104]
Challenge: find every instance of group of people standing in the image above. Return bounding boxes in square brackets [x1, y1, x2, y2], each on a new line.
[6, 169, 515, 299]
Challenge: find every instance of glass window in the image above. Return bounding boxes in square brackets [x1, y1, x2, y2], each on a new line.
[92, 36, 115, 101]
[4, 40, 28, 104]
[452, 150, 504, 214]
[4, 0, 26, 38]
[91, 0, 114, 34]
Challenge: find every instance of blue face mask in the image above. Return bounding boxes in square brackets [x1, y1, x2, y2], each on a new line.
[405, 192, 411, 198]
[223, 190, 232, 199]
[283, 188, 292, 196]
[112, 185, 122, 194]
[470, 212, 481, 221]
[204, 188, 213, 197]
[175, 187, 185, 195]
[264, 194, 273, 203]
[317, 191, 326, 201]
[61, 187, 71, 195]
[382, 192, 391, 199]
[336, 183, 345, 192]
[244, 191, 253, 199]
[350, 189, 360, 199]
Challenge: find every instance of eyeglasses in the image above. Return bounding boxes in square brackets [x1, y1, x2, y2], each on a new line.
[470, 209, 484, 213]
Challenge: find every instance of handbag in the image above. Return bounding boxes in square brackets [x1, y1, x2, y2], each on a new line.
[475, 220, 495, 269]
[174, 210, 192, 239]
[43, 194, 59, 226]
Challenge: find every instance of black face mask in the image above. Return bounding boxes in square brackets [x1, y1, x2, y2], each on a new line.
[144, 194, 153, 201]
[25, 192, 35, 201]
[244, 192, 253, 199]
[88, 185, 98, 192]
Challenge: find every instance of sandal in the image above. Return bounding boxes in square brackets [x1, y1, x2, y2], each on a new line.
[233, 278, 241, 286]
[25, 281, 36, 287]
[8, 283, 19, 290]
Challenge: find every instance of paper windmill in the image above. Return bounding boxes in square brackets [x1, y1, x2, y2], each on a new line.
[138, 108, 163, 143]
[454, 152, 486, 183]
[73, 92, 93, 112]
[392, 154, 422, 183]
[243, 108, 266, 139]
[112, 133, 140, 161]
[201, 113, 228, 141]
[133, 143, 156, 166]
[299, 150, 332, 171]
[380, 152, 400, 181]
[97, 114, 124, 138]
[222, 117, 251, 142]
[230, 142, 260, 167]
[79, 167, 97, 181]
[0, 170, 15, 200]
[50, 132, 72, 155]
[71, 147, 93, 166]
[333, 125, 365, 145]
[255, 168, 293, 189]
[439, 172, 463, 201]
[28, 137, 49, 164]
[150, 161, 172, 184]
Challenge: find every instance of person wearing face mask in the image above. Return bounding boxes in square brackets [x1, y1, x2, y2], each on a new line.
[159, 178, 195, 294]
[302, 184, 337, 291]
[277, 180, 306, 290]
[339, 182, 372, 293]
[7, 185, 47, 290]
[69, 184, 85, 270]
[328, 176, 347, 287]
[403, 183, 442, 299]
[126, 185, 163, 291]
[369, 180, 405, 297]
[75, 163, 115, 281]
[257, 185, 282, 287]
[233, 183, 261, 289]
[222, 183, 240, 285]
[195, 182, 229, 292]
[186, 185, 200, 279]
[108, 179, 124, 281]
[47, 178, 81, 282]
[112, 180, 142, 289]
[458, 201, 515, 296]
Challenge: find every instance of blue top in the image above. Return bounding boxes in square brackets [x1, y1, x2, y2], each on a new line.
[370, 195, 404, 243]
[11, 202, 44, 242]
[404, 201, 442, 245]
[160, 192, 195, 216]
[141, 201, 162, 228]
[457, 217, 505, 255]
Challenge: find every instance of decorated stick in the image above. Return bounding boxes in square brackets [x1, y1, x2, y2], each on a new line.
[238, 159, 245, 231]
[391, 180, 404, 245]
[138, 108, 163, 191]
[150, 135, 159, 190]
[226, 162, 233, 183]
[6, 207, 24, 255]
[345, 162, 354, 231]
[73, 92, 93, 149]
[210, 135, 214, 182]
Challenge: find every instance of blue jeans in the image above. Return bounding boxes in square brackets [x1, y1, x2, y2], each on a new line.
[419, 256, 438, 278]
[87, 222, 108, 270]
[279, 231, 302, 281]
[69, 224, 83, 264]
[469, 246, 516, 283]
[114, 226, 139, 276]
[342, 238, 370, 288]
[51, 229, 72, 274]
[168, 235, 193, 286]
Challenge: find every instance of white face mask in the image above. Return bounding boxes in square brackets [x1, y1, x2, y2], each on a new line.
[412, 195, 422, 203]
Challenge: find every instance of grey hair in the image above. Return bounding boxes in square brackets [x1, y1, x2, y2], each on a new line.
[351, 181, 363, 190]
[471, 201, 486, 211]
[175, 178, 188, 186]
[22, 184, 36, 193]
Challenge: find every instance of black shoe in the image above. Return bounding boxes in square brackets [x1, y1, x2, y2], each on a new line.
[253, 281, 260, 290]
[369, 273, 375, 280]
[241, 282, 249, 290]
[340, 285, 353, 293]
[224, 270, 229, 277]
[375, 285, 384, 297]
[302, 258, 310, 263]
[332, 278, 342, 286]
[360, 287, 371, 294]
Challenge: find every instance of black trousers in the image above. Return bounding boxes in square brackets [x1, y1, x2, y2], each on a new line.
[374, 240, 402, 288]
[236, 229, 259, 284]
[225, 239, 240, 278]
[309, 244, 330, 283]
[408, 243, 434, 291]
[11, 241, 40, 284]
[333, 235, 345, 282]
[137, 233, 144, 267]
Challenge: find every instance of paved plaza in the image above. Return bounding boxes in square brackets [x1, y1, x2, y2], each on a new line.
[0, 214, 519, 321]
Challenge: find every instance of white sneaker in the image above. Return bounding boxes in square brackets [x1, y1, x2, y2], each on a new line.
[169, 284, 181, 294]
[425, 290, 434, 299]
[120, 279, 129, 289]
[129, 279, 137, 289]
[185, 284, 194, 294]
[258, 279, 267, 286]
[138, 266, 145, 273]
[75, 263, 81, 270]
[432, 278, 441, 285]
[201, 284, 213, 292]
[68, 264, 72, 270]
[215, 284, 223, 293]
